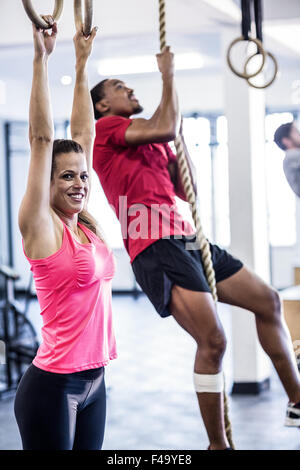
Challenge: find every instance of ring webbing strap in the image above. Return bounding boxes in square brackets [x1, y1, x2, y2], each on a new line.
[254, 0, 263, 44]
[241, 0, 251, 40]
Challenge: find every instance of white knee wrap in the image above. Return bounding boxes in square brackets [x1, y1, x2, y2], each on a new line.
[193, 371, 224, 393]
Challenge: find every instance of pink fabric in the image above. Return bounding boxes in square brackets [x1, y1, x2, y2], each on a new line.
[23, 222, 117, 373]
[93, 115, 194, 263]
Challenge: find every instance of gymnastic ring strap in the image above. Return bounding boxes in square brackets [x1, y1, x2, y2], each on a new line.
[241, 0, 251, 41]
[22, 0, 64, 29]
[254, 0, 263, 44]
[74, 0, 94, 36]
[226, 36, 266, 79]
[244, 50, 278, 89]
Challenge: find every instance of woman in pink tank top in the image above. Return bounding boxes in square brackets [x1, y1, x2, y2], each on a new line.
[14, 18, 117, 450]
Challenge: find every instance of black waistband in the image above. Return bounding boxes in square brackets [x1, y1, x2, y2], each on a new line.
[31, 364, 104, 380]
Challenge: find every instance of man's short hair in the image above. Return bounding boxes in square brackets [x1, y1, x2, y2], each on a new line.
[90, 79, 108, 120]
[274, 122, 293, 151]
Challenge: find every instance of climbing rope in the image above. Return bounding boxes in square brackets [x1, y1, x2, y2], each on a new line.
[158, 0, 235, 450]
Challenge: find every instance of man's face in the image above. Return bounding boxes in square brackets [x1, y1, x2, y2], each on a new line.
[287, 124, 300, 149]
[98, 79, 143, 118]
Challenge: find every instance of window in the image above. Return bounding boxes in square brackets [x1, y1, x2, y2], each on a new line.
[180, 117, 212, 239]
[214, 116, 230, 247]
[181, 116, 230, 247]
[181, 111, 297, 249]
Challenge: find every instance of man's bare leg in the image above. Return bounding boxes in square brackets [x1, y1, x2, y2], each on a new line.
[169, 286, 229, 450]
[217, 267, 300, 403]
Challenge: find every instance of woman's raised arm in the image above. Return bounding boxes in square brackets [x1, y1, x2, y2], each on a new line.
[71, 26, 98, 178]
[19, 19, 57, 239]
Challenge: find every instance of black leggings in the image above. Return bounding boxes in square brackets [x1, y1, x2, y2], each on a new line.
[14, 364, 106, 450]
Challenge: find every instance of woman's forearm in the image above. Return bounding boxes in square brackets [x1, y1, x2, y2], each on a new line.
[71, 60, 95, 143]
[30, 57, 54, 142]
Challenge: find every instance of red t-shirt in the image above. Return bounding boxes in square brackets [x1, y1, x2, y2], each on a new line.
[93, 115, 194, 262]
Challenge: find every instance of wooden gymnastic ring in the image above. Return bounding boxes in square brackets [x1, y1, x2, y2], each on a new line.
[227, 36, 266, 79]
[22, 0, 64, 29]
[244, 50, 279, 89]
[74, 0, 94, 36]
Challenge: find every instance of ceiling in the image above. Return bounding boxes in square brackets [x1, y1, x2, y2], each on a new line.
[0, 0, 299, 46]
[0, 0, 299, 103]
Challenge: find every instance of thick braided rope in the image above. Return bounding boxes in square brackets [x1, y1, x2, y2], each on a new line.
[174, 136, 217, 301]
[158, 0, 234, 449]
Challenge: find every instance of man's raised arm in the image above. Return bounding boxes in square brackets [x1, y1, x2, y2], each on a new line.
[125, 46, 180, 146]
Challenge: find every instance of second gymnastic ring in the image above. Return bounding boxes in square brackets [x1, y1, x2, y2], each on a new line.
[74, 0, 94, 36]
[244, 50, 279, 89]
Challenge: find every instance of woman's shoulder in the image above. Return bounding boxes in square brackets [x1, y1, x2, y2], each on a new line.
[23, 210, 66, 262]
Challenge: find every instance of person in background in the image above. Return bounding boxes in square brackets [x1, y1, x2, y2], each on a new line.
[274, 121, 300, 197]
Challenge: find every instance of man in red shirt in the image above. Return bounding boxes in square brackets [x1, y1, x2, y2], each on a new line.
[91, 47, 300, 449]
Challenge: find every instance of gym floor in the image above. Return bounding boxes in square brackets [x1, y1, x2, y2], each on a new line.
[0, 294, 299, 450]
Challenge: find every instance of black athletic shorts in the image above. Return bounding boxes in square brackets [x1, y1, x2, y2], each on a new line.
[132, 235, 243, 318]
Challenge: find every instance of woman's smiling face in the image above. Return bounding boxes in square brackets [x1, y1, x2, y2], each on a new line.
[50, 151, 89, 215]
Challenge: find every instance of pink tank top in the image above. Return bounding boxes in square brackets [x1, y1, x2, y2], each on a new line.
[23, 221, 117, 373]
